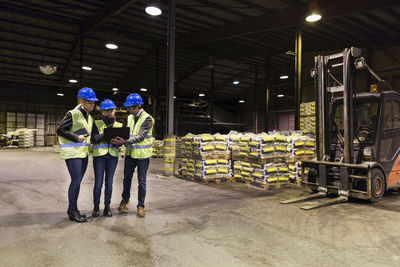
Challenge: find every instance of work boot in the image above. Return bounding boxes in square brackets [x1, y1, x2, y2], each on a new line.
[103, 205, 112, 217]
[92, 205, 100, 217]
[68, 210, 87, 223]
[118, 199, 129, 213]
[137, 207, 145, 218]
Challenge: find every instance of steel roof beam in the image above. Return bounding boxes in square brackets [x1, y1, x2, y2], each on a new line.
[60, 0, 138, 83]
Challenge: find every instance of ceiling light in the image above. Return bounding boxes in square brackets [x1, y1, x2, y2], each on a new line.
[57, 93, 64, 97]
[112, 88, 118, 91]
[233, 80, 240, 85]
[140, 88, 148, 92]
[145, 1, 162, 16]
[69, 79, 78, 83]
[277, 94, 284, 98]
[39, 64, 57, 75]
[105, 42, 118, 49]
[173, 96, 176, 99]
[306, 13, 321, 22]
[280, 75, 289, 80]
[199, 93, 205, 97]
[82, 65, 92, 71]
[239, 100, 245, 103]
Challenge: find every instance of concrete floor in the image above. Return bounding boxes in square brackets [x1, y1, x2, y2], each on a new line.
[1, 149, 400, 266]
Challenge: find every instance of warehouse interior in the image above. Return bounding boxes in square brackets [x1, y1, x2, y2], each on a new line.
[1, 0, 400, 266]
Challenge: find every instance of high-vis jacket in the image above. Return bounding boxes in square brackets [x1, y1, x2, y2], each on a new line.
[126, 111, 154, 159]
[92, 120, 122, 157]
[58, 109, 93, 160]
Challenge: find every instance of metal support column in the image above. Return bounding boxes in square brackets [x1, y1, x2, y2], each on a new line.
[166, 0, 175, 135]
[210, 66, 214, 134]
[294, 28, 302, 130]
[153, 46, 159, 137]
[79, 36, 83, 88]
[265, 56, 270, 132]
[254, 65, 258, 133]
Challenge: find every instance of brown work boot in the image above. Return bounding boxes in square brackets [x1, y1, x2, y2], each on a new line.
[118, 200, 129, 213]
[137, 207, 145, 218]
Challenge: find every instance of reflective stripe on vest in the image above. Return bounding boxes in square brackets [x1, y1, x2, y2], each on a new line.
[126, 111, 154, 159]
[92, 120, 122, 158]
[58, 109, 93, 160]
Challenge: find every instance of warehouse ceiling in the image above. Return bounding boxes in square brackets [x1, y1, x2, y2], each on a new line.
[1, 0, 400, 107]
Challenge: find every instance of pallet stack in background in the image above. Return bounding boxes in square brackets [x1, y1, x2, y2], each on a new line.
[17, 128, 37, 148]
[179, 134, 231, 183]
[300, 101, 316, 134]
[152, 139, 164, 158]
[163, 135, 175, 176]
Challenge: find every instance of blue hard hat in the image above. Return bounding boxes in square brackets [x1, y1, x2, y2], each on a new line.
[123, 93, 143, 107]
[100, 99, 116, 110]
[78, 87, 98, 101]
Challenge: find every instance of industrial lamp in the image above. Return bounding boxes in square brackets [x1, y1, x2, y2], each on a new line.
[105, 42, 118, 50]
[305, 1, 322, 22]
[145, 0, 162, 16]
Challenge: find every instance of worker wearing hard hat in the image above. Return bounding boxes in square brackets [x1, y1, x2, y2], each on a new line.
[91, 99, 122, 217]
[57, 87, 97, 223]
[111, 93, 154, 218]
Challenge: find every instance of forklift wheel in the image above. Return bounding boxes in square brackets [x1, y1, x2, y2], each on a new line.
[370, 168, 385, 203]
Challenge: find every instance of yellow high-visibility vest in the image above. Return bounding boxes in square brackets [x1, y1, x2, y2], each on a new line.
[58, 109, 93, 160]
[126, 110, 154, 159]
[92, 120, 123, 157]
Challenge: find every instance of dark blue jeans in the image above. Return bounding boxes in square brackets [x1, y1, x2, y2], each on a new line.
[65, 157, 88, 212]
[93, 154, 118, 206]
[122, 157, 150, 208]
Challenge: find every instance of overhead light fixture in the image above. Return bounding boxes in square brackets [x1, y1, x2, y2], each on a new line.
[173, 96, 176, 99]
[69, 79, 78, 83]
[105, 42, 118, 50]
[112, 87, 118, 91]
[199, 93, 205, 97]
[140, 88, 148, 92]
[239, 100, 245, 103]
[57, 93, 64, 97]
[82, 65, 92, 71]
[280, 75, 289, 80]
[306, 13, 321, 22]
[145, 1, 162, 16]
[233, 80, 240, 85]
[277, 94, 284, 98]
[305, 1, 322, 22]
[39, 64, 57, 75]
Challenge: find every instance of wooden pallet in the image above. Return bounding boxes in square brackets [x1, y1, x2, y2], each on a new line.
[286, 156, 316, 163]
[247, 180, 291, 190]
[194, 176, 231, 184]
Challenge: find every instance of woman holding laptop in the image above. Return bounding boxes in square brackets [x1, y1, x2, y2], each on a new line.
[91, 99, 123, 217]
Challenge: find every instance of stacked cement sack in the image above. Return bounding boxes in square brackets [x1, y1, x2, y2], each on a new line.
[181, 133, 230, 158]
[233, 161, 289, 183]
[300, 101, 316, 134]
[163, 135, 175, 176]
[194, 159, 232, 180]
[175, 137, 183, 158]
[229, 132, 243, 160]
[286, 133, 316, 160]
[17, 128, 36, 148]
[152, 139, 163, 157]
[248, 133, 288, 158]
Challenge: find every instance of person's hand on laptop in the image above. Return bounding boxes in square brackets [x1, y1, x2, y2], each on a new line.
[111, 136, 126, 146]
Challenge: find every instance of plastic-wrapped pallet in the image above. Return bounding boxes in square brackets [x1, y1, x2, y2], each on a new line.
[194, 159, 232, 180]
[17, 128, 36, 148]
[248, 133, 288, 158]
[300, 101, 316, 134]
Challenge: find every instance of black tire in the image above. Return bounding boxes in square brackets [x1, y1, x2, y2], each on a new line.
[369, 168, 385, 203]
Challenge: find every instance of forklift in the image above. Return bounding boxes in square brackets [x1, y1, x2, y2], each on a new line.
[281, 47, 400, 209]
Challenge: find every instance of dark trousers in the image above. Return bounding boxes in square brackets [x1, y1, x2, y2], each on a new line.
[93, 154, 118, 206]
[122, 157, 149, 208]
[65, 157, 88, 212]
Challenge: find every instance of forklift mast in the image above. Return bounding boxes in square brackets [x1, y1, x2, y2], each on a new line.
[314, 47, 362, 164]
